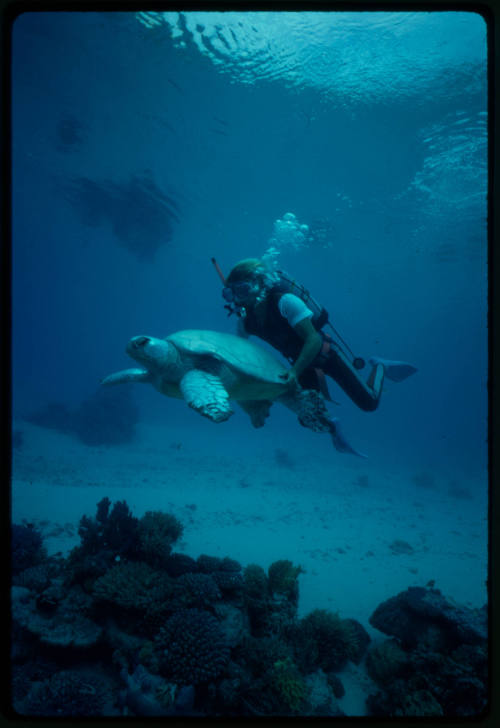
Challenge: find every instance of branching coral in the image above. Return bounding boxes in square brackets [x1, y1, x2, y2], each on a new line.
[138, 511, 183, 567]
[238, 635, 292, 674]
[243, 564, 268, 599]
[65, 499, 141, 588]
[290, 609, 362, 673]
[92, 561, 171, 612]
[77, 498, 140, 558]
[270, 657, 306, 713]
[155, 608, 229, 684]
[173, 572, 222, 609]
[242, 565, 271, 636]
[212, 570, 243, 594]
[197, 554, 224, 573]
[238, 646, 305, 716]
[267, 560, 303, 603]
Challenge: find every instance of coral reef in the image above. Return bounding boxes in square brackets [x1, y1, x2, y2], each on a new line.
[268, 559, 303, 603]
[194, 554, 243, 595]
[242, 564, 270, 636]
[304, 669, 345, 716]
[11, 524, 46, 575]
[369, 586, 487, 649]
[212, 569, 243, 594]
[365, 638, 410, 684]
[64, 499, 141, 594]
[93, 561, 168, 611]
[164, 552, 198, 577]
[10, 500, 488, 718]
[71, 498, 140, 565]
[13, 563, 54, 592]
[173, 572, 222, 609]
[155, 608, 230, 684]
[12, 583, 102, 650]
[287, 609, 370, 673]
[366, 588, 488, 716]
[270, 657, 306, 712]
[138, 511, 183, 567]
[93, 561, 175, 637]
[243, 563, 268, 599]
[20, 670, 111, 716]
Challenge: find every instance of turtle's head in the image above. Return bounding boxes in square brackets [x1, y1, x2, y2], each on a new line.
[126, 336, 176, 372]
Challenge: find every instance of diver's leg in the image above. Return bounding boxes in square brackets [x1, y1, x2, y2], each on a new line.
[322, 344, 384, 412]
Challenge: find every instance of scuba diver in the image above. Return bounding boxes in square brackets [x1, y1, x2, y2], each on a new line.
[212, 257, 417, 456]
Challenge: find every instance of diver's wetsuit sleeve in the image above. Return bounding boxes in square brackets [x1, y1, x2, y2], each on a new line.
[278, 293, 313, 327]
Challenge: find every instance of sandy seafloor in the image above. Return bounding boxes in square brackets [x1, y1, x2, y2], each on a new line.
[11, 417, 488, 716]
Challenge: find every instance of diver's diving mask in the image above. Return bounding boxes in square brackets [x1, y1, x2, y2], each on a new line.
[222, 280, 257, 304]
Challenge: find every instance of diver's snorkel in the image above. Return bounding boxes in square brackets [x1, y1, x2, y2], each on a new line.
[211, 257, 246, 317]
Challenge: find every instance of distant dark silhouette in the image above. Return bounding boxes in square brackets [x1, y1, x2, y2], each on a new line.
[62, 171, 180, 260]
[24, 402, 74, 432]
[73, 387, 140, 446]
[274, 447, 295, 469]
[56, 115, 87, 153]
[24, 387, 139, 446]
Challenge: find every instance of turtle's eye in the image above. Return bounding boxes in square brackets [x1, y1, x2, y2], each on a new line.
[135, 336, 149, 348]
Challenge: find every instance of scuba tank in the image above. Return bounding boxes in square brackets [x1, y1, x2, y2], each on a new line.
[211, 257, 365, 370]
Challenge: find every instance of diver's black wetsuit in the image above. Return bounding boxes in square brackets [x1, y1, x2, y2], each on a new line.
[242, 287, 382, 412]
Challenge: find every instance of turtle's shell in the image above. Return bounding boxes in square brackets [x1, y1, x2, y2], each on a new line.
[166, 330, 287, 384]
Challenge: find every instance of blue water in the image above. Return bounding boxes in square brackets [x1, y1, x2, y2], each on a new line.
[10, 10, 488, 717]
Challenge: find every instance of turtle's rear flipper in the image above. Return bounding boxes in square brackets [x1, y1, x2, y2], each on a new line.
[283, 389, 368, 457]
[290, 389, 333, 433]
[238, 400, 272, 428]
[180, 369, 233, 423]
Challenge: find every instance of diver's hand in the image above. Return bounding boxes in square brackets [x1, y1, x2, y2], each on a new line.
[279, 369, 300, 390]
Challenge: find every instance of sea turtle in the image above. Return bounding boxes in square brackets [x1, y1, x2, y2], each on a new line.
[102, 330, 365, 455]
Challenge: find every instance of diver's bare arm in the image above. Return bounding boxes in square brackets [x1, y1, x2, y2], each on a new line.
[291, 318, 322, 378]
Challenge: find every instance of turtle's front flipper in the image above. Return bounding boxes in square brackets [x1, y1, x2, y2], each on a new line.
[238, 400, 273, 428]
[180, 370, 233, 423]
[101, 368, 151, 385]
